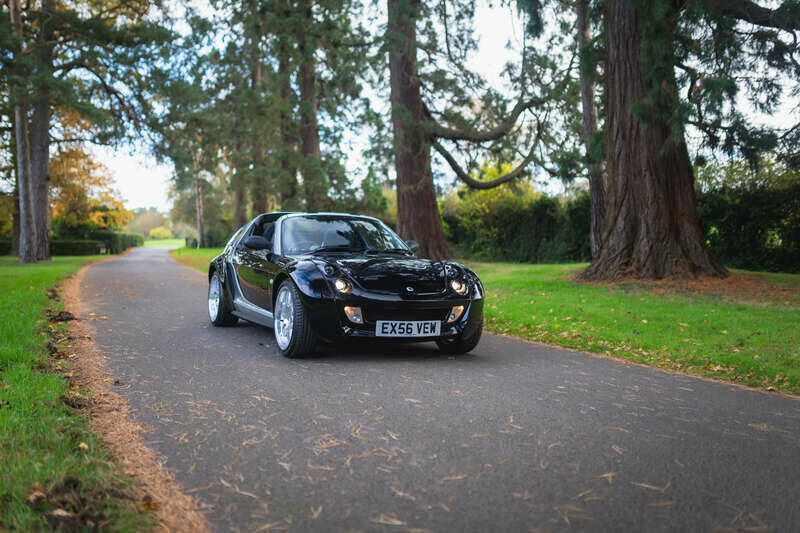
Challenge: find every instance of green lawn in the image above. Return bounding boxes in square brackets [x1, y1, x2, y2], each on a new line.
[0, 256, 150, 531]
[143, 238, 185, 248]
[170, 248, 800, 394]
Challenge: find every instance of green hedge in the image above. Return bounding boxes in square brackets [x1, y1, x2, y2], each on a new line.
[51, 240, 105, 256]
[442, 191, 591, 263]
[88, 230, 144, 254]
[698, 184, 800, 272]
[0, 239, 10, 255]
[184, 228, 230, 249]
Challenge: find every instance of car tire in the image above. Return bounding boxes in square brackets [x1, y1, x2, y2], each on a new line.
[273, 280, 316, 358]
[208, 270, 238, 327]
[436, 320, 482, 354]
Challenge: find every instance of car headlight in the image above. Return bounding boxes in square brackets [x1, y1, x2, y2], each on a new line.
[334, 278, 352, 293]
[450, 279, 467, 295]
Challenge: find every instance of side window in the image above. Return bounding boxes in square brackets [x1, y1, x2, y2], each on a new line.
[224, 227, 246, 253]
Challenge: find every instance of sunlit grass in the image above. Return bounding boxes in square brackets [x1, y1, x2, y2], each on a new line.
[0, 256, 150, 531]
[143, 238, 185, 248]
[169, 247, 221, 274]
[470, 261, 800, 394]
[169, 248, 800, 394]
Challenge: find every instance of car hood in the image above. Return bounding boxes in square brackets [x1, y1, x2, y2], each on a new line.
[333, 256, 447, 294]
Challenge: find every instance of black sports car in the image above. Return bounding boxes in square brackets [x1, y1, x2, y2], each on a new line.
[207, 212, 484, 358]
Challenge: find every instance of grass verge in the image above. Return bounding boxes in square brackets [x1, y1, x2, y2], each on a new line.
[170, 246, 218, 274]
[169, 248, 800, 394]
[143, 238, 185, 248]
[0, 255, 151, 531]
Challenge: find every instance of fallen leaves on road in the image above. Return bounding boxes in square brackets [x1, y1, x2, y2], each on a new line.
[631, 481, 671, 494]
[595, 472, 617, 485]
[442, 474, 469, 481]
[371, 513, 406, 526]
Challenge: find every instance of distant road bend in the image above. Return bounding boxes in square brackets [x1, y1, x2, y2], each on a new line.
[81, 247, 800, 532]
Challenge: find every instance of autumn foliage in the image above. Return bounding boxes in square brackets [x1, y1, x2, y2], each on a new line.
[50, 145, 132, 237]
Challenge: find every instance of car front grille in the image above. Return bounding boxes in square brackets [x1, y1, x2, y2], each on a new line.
[364, 307, 449, 323]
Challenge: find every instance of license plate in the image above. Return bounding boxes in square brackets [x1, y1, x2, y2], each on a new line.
[375, 320, 441, 337]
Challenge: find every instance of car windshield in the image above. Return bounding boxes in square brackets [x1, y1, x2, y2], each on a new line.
[281, 216, 408, 255]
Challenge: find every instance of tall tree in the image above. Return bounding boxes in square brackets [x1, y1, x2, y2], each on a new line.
[8, 0, 36, 263]
[2, 0, 173, 263]
[298, 0, 325, 211]
[30, 0, 55, 260]
[387, 0, 450, 258]
[581, 0, 799, 280]
[575, 0, 604, 260]
[386, 0, 562, 259]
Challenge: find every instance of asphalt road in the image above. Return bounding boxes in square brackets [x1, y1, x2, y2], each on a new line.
[80, 247, 800, 532]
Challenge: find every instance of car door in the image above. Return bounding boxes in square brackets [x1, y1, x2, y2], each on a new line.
[232, 224, 278, 311]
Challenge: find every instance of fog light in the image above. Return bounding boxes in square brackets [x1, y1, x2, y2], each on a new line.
[344, 306, 363, 324]
[446, 305, 465, 323]
[334, 278, 352, 293]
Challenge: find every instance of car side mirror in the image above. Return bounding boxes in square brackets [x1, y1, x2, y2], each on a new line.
[405, 240, 419, 253]
[243, 235, 272, 251]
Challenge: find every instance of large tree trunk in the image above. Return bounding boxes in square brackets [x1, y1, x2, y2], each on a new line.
[387, 0, 451, 260]
[233, 175, 247, 227]
[581, 0, 726, 280]
[250, 39, 268, 215]
[232, 140, 248, 227]
[9, 0, 37, 264]
[31, 0, 55, 261]
[576, 0, 605, 260]
[31, 99, 51, 261]
[278, 40, 299, 210]
[195, 182, 206, 248]
[298, 0, 325, 212]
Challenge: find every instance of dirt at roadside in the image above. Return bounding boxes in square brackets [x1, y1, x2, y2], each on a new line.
[578, 272, 800, 305]
[60, 263, 208, 533]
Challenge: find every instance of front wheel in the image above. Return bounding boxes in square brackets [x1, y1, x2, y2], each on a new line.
[436, 320, 482, 354]
[208, 270, 238, 327]
[273, 281, 316, 358]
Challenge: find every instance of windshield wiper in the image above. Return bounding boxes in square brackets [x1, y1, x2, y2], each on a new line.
[365, 248, 412, 255]
[311, 245, 364, 254]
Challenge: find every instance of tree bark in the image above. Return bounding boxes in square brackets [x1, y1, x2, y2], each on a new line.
[31, 0, 55, 261]
[195, 182, 206, 248]
[299, 0, 325, 212]
[9, 0, 37, 264]
[232, 139, 248, 227]
[388, 0, 451, 260]
[581, 0, 727, 280]
[233, 175, 247, 228]
[576, 0, 605, 260]
[250, 32, 268, 215]
[278, 39, 300, 210]
[11, 185, 20, 256]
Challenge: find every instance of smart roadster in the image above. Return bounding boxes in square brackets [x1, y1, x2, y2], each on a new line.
[207, 212, 484, 358]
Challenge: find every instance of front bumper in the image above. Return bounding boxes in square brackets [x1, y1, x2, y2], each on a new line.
[303, 292, 484, 343]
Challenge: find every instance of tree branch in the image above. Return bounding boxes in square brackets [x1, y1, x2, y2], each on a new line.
[431, 122, 554, 189]
[707, 0, 800, 32]
[428, 97, 545, 143]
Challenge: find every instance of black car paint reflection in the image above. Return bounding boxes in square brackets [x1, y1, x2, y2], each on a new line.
[208, 212, 484, 357]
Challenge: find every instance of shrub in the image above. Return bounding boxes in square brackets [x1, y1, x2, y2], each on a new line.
[89, 230, 144, 254]
[0, 239, 11, 255]
[698, 183, 800, 272]
[442, 185, 591, 263]
[148, 226, 173, 240]
[51, 240, 105, 255]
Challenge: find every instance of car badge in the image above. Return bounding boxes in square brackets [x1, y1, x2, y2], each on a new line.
[405, 286, 414, 293]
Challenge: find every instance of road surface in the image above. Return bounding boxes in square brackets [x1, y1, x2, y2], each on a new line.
[80, 247, 800, 532]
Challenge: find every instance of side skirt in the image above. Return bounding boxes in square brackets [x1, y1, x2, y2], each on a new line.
[226, 261, 274, 328]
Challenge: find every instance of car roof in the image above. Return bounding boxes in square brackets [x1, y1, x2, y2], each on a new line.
[259, 212, 386, 224]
